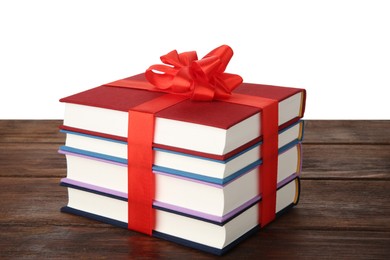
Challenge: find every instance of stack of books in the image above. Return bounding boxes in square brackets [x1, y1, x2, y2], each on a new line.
[59, 74, 306, 255]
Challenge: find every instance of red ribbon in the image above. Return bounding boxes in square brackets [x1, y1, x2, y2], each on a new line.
[145, 45, 243, 101]
[127, 94, 188, 235]
[227, 94, 278, 227]
[107, 45, 278, 235]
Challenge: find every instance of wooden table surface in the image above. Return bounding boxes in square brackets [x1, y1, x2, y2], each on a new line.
[1, 120, 389, 259]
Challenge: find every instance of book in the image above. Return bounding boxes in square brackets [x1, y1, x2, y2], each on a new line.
[60, 177, 300, 255]
[60, 74, 306, 158]
[59, 71, 306, 255]
[59, 141, 301, 220]
[59, 120, 303, 184]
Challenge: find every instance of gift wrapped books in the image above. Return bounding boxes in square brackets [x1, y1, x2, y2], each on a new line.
[59, 45, 306, 255]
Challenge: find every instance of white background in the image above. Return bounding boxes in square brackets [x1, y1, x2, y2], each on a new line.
[1, 0, 389, 119]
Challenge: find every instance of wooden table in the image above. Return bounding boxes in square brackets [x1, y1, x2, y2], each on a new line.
[1, 120, 389, 259]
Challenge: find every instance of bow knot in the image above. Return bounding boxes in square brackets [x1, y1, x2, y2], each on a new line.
[145, 45, 243, 101]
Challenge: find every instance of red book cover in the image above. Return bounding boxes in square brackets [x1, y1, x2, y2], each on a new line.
[60, 74, 306, 159]
[61, 74, 305, 128]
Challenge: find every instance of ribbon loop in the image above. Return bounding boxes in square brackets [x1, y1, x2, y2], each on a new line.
[203, 44, 233, 73]
[191, 56, 221, 80]
[145, 45, 243, 101]
[178, 51, 198, 66]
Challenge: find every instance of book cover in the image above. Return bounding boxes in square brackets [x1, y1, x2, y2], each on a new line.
[60, 74, 306, 157]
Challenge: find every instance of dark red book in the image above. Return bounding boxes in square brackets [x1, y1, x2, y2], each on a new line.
[60, 74, 306, 159]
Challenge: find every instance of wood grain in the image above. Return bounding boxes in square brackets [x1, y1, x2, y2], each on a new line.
[0, 120, 389, 259]
[0, 120, 63, 143]
[303, 120, 390, 144]
[302, 144, 390, 180]
[1, 226, 389, 259]
[0, 143, 65, 177]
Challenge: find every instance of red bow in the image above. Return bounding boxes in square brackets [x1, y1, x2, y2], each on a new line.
[145, 45, 243, 101]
